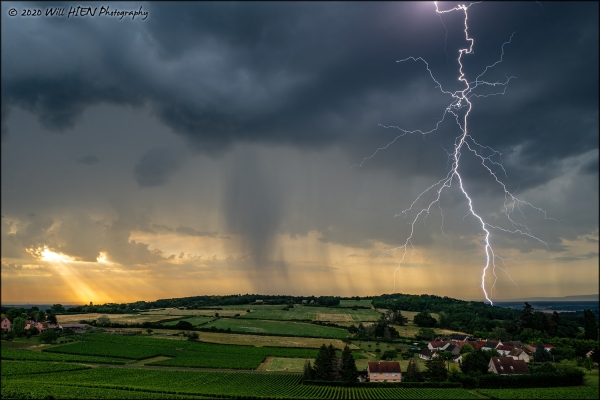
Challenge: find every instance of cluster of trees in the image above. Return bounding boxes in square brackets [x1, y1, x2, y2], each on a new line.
[303, 344, 358, 384]
[36, 295, 348, 315]
[372, 293, 598, 341]
[413, 312, 437, 328]
[350, 320, 400, 340]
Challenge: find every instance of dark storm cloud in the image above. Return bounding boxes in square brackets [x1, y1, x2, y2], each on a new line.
[134, 147, 184, 187]
[2, 2, 595, 195]
[1, 2, 597, 259]
[76, 155, 99, 165]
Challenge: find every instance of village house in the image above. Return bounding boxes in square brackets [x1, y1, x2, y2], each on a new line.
[489, 357, 530, 375]
[428, 341, 451, 351]
[419, 349, 438, 361]
[496, 345, 514, 356]
[449, 334, 470, 342]
[482, 340, 503, 351]
[1, 317, 11, 331]
[367, 361, 401, 382]
[508, 348, 531, 363]
[529, 343, 555, 352]
[444, 343, 460, 356]
[456, 341, 481, 351]
[503, 341, 523, 349]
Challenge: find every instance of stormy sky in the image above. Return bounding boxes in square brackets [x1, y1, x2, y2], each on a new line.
[2, 1, 598, 304]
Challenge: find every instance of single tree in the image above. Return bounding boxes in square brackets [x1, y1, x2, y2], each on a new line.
[175, 320, 194, 330]
[533, 362, 556, 374]
[414, 312, 437, 328]
[46, 313, 57, 325]
[12, 317, 26, 338]
[460, 344, 474, 355]
[97, 315, 111, 327]
[146, 328, 153, 334]
[519, 302, 535, 331]
[303, 359, 315, 380]
[534, 342, 552, 363]
[415, 327, 436, 341]
[425, 354, 448, 382]
[583, 309, 598, 341]
[550, 311, 561, 334]
[39, 330, 58, 344]
[459, 350, 489, 375]
[403, 359, 423, 382]
[51, 304, 66, 314]
[328, 344, 341, 380]
[313, 344, 332, 380]
[340, 345, 358, 384]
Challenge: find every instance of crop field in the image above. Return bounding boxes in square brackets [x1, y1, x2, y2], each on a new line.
[185, 330, 353, 349]
[141, 308, 243, 317]
[476, 387, 599, 399]
[57, 313, 169, 325]
[44, 341, 173, 359]
[241, 305, 381, 322]
[1, 381, 211, 399]
[1, 348, 128, 364]
[3, 367, 482, 399]
[36, 333, 318, 369]
[339, 300, 374, 308]
[161, 316, 215, 326]
[203, 318, 350, 338]
[1, 360, 91, 376]
[256, 356, 313, 372]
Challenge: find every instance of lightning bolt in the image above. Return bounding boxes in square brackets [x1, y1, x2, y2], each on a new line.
[357, 2, 559, 305]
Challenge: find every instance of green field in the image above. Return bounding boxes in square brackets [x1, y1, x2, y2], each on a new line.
[241, 305, 381, 322]
[339, 300, 374, 308]
[1, 361, 91, 376]
[1, 381, 212, 399]
[476, 387, 599, 399]
[203, 318, 350, 338]
[1, 348, 129, 364]
[34, 333, 319, 369]
[3, 366, 481, 399]
[161, 316, 215, 326]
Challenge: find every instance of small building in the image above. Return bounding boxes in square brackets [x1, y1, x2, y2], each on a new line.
[522, 344, 536, 356]
[428, 341, 451, 350]
[482, 340, 502, 351]
[367, 361, 401, 382]
[449, 334, 470, 342]
[419, 349, 438, 360]
[508, 348, 531, 363]
[457, 341, 480, 351]
[489, 357, 530, 375]
[452, 354, 462, 364]
[1, 317, 11, 331]
[444, 343, 460, 356]
[496, 345, 514, 356]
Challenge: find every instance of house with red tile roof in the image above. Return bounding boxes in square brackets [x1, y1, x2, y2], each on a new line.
[530, 343, 555, 352]
[367, 361, 401, 382]
[496, 345, 514, 356]
[488, 357, 530, 375]
[457, 341, 480, 351]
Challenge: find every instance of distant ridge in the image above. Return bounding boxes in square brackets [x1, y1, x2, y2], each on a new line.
[500, 294, 599, 302]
